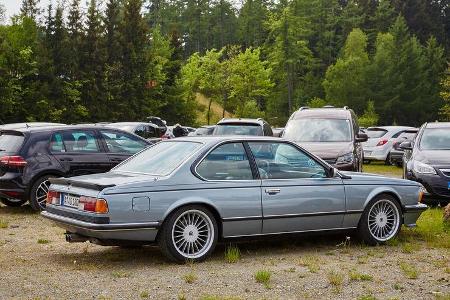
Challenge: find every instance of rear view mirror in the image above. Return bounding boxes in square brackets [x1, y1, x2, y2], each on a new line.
[356, 132, 368, 142]
[399, 141, 413, 150]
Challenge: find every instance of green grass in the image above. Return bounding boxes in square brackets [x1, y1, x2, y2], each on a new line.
[327, 271, 344, 292]
[224, 245, 241, 263]
[139, 291, 149, 299]
[349, 269, 373, 281]
[111, 271, 130, 278]
[254, 269, 271, 288]
[37, 239, 49, 244]
[183, 272, 197, 284]
[363, 162, 403, 178]
[358, 295, 377, 300]
[398, 261, 418, 279]
[0, 219, 8, 229]
[298, 255, 320, 273]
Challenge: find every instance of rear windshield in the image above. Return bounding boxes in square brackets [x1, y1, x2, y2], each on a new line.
[113, 141, 202, 175]
[214, 124, 263, 136]
[419, 128, 450, 150]
[283, 119, 352, 142]
[366, 128, 388, 138]
[0, 133, 24, 153]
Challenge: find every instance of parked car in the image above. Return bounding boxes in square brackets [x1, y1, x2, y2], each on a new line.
[0, 125, 150, 210]
[363, 126, 414, 164]
[188, 126, 215, 136]
[106, 122, 162, 143]
[389, 128, 419, 167]
[282, 106, 367, 172]
[42, 136, 426, 262]
[0, 122, 65, 129]
[272, 127, 284, 137]
[402, 122, 450, 205]
[213, 118, 273, 136]
[162, 125, 194, 139]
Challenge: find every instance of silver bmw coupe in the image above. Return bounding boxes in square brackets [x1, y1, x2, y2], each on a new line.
[42, 136, 427, 262]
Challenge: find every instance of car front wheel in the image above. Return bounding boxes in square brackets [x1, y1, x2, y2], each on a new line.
[158, 205, 218, 263]
[357, 195, 402, 245]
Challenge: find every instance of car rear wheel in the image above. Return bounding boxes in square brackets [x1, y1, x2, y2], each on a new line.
[357, 195, 401, 245]
[29, 175, 55, 211]
[0, 197, 27, 207]
[158, 205, 218, 263]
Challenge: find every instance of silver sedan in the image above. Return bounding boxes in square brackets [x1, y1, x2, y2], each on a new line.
[42, 136, 427, 262]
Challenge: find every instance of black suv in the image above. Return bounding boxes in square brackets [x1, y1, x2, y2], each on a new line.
[213, 118, 273, 136]
[282, 106, 368, 172]
[0, 125, 150, 210]
[402, 122, 450, 205]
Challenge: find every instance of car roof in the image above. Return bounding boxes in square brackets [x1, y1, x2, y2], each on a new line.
[425, 122, 450, 129]
[0, 124, 133, 133]
[0, 122, 66, 130]
[108, 122, 158, 128]
[217, 118, 265, 125]
[367, 126, 414, 131]
[169, 135, 282, 144]
[292, 108, 351, 119]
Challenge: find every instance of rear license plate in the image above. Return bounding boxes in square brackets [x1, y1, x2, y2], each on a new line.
[63, 194, 80, 208]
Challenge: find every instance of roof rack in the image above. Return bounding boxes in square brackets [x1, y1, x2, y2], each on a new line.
[322, 105, 335, 108]
[299, 106, 309, 111]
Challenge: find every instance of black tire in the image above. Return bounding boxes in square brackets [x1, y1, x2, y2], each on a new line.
[357, 194, 402, 245]
[0, 197, 27, 207]
[384, 154, 391, 165]
[158, 205, 218, 263]
[29, 175, 56, 211]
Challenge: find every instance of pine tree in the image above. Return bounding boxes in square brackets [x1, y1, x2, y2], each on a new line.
[238, 0, 270, 48]
[67, 0, 83, 80]
[20, 0, 40, 21]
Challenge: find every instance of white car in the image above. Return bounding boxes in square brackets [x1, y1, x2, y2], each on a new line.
[363, 126, 414, 163]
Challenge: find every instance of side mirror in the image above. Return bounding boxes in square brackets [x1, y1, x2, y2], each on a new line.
[399, 141, 413, 150]
[355, 132, 368, 142]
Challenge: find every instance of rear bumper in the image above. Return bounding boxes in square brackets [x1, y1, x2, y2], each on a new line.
[41, 210, 160, 242]
[403, 203, 428, 227]
[0, 173, 26, 199]
[364, 147, 389, 161]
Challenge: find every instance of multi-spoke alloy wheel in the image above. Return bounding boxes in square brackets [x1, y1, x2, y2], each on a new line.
[35, 180, 51, 210]
[367, 199, 400, 241]
[172, 210, 214, 259]
[159, 205, 218, 262]
[358, 195, 402, 245]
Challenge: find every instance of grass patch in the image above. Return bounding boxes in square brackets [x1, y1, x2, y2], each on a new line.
[254, 269, 271, 288]
[200, 296, 242, 300]
[37, 239, 49, 244]
[327, 270, 344, 292]
[298, 255, 320, 273]
[140, 291, 149, 299]
[363, 163, 402, 177]
[183, 272, 197, 284]
[111, 271, 130, 278]
[349, 269, 373, 281]
[399, 261, 418, 279]
[401, 242, 420, 253]
[224, 245, 240, 263]
[434, 294, 450, 300]
[0, 219, 8, 229]
[358, 295, 377, 300]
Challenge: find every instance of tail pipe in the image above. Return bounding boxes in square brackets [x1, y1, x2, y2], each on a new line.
[65, 233, 88, 243]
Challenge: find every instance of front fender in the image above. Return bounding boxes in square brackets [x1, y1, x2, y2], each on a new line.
[362, 186, 403, 211]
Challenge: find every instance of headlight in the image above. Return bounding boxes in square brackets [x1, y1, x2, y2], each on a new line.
[413, 161, 436, 175]
[336, 153, 354, 164]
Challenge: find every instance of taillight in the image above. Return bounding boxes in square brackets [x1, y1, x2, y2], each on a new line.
[0, 156, 27, 167]
[46, 190, 60, 205]
[376, 139, 388, 146]
[79, 196, 108, 214]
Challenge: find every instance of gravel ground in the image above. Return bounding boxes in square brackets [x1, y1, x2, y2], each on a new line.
[0, 204, 449, 300]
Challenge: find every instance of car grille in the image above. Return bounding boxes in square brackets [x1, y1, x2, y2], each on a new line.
[440, 169, 450, 178]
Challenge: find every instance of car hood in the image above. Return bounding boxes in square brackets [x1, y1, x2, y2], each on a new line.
[415, 150, 450, 166]
[341, 171, 420, 186]
[294, 142, 353, 159]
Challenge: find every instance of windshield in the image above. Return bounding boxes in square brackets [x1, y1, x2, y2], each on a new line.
[419, 128, 450, 150]
[283, 119, 352, 142]
[214, 124, 263, 136]
[114, 141, 202, 175]
[0, 133, 25, 152]
[366, 128, 388, 138]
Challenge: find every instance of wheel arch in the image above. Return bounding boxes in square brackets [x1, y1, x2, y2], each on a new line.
[363, 187, 404, 213]
[159, 199, 223, 239]
[26, 170, 65, 196]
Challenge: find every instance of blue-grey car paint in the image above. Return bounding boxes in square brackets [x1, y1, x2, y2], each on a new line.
[42, 136, 426, 243]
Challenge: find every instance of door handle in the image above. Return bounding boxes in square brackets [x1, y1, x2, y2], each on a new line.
[60, 157, 73, 162]
[265, 188, 281, 195]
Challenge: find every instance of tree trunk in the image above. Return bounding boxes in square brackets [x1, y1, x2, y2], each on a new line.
[207, 98, 213, 124]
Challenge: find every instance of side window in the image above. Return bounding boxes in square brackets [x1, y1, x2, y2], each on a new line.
[196, 143, 253, 180]
[100, 130, 148, 154]
[50, 133, 65, 152]
[248, 142, 327, 179]
[392, 131, 404, 138]
[263, 123, 273, 136]
[61, 131, 101, 153]
[145, 125, 158, 138]
[134, 125, 145, 138]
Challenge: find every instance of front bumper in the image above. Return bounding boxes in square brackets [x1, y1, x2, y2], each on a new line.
[41, 209, 160, 242]
[363, 147, 389, 161]
[403, 203, 428, 226]
[406, 172, 450, 200]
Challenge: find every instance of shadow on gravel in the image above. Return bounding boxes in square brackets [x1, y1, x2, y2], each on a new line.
[0, 203, 35, 215]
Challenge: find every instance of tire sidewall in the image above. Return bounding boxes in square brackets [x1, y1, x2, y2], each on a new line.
[159, 205, 218, 263]
[358, 195, 402, 245]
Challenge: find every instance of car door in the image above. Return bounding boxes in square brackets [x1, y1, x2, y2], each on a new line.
[195, 142, 262, 237]
[50, 130, 111, 176]
[247, 141, 346, 234]
[98, 129, 149, 167]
